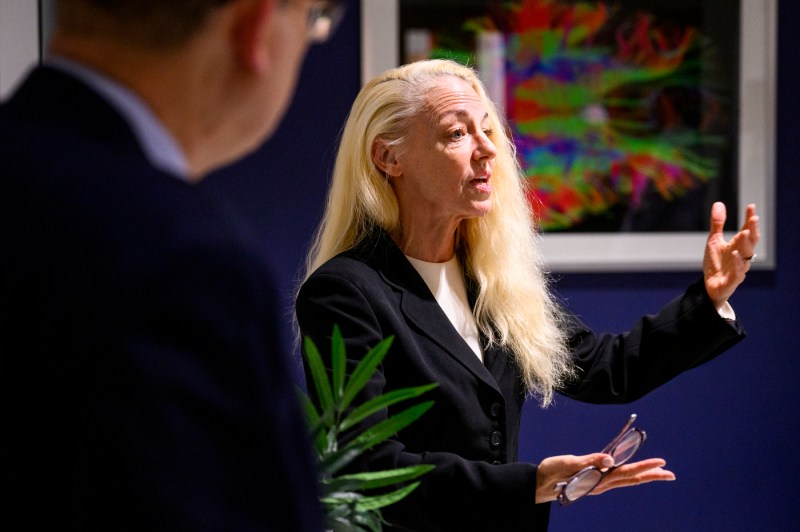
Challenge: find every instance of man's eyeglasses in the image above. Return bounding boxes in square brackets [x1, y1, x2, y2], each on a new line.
[554, 414, 647, 506]
[307, 1, 345, 43]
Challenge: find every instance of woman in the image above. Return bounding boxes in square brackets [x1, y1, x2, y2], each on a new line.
[296, 59, 759, 531]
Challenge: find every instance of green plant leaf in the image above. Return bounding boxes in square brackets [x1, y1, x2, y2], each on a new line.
[340, 382, 438, 432]
[295, 388, 327, 454]
[332, 520, 374, 532]
[351, 511, 383, 532]
[324, 500, 381, 532]
[319, 446, 363, 477]
[331, 325, 347, 402]
[304, 326, 436, 529]
[341, 336, 394, 412]
[321, 490, 363, 504]
[324, 500, 376, 532]
[306, 408, 337, 451]
[324, 464, 436, 493]
[330, 519, 372, 532]
[303, 335, 334, 415]
[343, 401, 434, 453]
[325, 503, 360, 519]
[353, 481, 422, 511]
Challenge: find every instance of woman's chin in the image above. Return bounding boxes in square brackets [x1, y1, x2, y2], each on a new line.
[468, 200, 493, 218]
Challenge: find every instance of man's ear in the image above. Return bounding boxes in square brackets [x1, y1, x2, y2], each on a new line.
[372, 139, 402, 177]
[231, 0, 277, 73]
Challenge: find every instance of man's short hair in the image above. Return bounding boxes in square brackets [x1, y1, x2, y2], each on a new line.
[55, 0, 231, 48]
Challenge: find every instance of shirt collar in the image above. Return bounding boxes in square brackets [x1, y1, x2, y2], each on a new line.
[45, 56, 190, 181]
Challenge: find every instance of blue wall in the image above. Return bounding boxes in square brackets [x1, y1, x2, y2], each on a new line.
[208, 2, 799, 530]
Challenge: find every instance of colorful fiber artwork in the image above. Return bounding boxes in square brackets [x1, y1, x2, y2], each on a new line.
[415, 0, 733, 231]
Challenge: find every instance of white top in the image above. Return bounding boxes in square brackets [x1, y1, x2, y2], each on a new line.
[406, 255, 483, 362]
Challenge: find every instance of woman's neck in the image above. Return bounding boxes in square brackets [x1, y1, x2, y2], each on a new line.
[391, 220, 458, 263]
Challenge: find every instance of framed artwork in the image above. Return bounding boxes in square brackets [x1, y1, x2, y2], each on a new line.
[362, 0, 776, 271]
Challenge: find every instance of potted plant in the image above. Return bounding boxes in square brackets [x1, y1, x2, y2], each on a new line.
[298, 326, 437, 531]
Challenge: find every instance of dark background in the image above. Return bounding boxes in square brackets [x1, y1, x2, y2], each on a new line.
[206, 1, 798, 530]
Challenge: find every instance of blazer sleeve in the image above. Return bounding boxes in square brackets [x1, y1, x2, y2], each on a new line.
[297, 270, 550, 532]
[560, 277, 746, 403]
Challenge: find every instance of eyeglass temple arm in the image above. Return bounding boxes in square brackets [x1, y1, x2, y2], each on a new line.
[599, 413, 637, 454]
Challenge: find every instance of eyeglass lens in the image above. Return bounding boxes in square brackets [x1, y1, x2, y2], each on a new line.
[609, 429, 642, 465]
[562, 468, 604, 502]
[561, 428, 644, 503]
[308, 1, 345, 43]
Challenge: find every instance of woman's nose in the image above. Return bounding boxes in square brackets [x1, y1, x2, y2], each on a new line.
[475, 133, 497, 160]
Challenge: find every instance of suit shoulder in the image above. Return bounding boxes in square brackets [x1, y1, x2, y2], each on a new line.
[307, 251, 381, 284]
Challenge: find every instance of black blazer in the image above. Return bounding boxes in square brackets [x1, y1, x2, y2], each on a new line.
[296, 229, 745, 531]
[0, 67, 320, 531]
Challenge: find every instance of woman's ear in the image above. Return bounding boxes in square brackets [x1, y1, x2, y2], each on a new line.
[372, 139, 401, 177]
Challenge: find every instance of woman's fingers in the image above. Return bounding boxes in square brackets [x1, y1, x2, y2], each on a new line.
[536, 453, 614, 503]
[591, 458, 676, 495]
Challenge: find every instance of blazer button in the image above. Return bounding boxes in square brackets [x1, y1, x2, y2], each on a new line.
[490, 431, 502, 447]
[490, 402, 502, 418]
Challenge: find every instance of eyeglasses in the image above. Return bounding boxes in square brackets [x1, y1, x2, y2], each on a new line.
[554, 414, 647, 506]
[306, 1, 345, 43]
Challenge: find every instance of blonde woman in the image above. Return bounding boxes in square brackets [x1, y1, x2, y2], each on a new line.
[296, 59, 758, 531]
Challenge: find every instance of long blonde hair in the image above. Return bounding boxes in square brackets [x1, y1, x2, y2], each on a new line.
[303, 59, 573, 406]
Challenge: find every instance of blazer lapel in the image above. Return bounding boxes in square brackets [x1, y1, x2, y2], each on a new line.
[368, 233, 501, 393]
[465, 277, 511, 385]
[482, 342, 509, 385]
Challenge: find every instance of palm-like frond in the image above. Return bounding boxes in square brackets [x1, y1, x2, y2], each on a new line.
[299, 327, 437, 531]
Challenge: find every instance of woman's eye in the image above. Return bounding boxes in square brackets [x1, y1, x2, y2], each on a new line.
[451, 129, 464, 140]
[483, 128, 493, 137]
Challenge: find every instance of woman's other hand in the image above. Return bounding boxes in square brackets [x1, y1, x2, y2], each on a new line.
[703, 202, 760, 309]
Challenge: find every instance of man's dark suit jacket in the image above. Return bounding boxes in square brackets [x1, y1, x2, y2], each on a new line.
[0, 67, 321, 531]
[296, 229, 745, 531]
